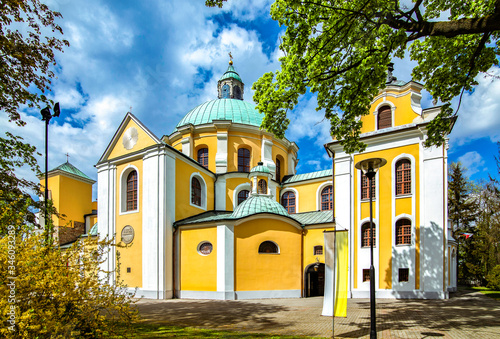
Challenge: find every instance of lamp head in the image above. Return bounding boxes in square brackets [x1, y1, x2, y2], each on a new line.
[53, 102, 60, 117]
[41, 107, 51, 121]
[355, 157, 387, 174]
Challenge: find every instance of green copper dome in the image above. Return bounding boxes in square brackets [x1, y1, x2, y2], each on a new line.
[220, 64, 242, 82]
[231, 195, 289, 219]
[250, 162, 271, 174]
[51, 162, 93, 181]
[176, 99, 263, 129]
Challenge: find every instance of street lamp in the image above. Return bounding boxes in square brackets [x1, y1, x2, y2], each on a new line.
[41, 102, 60, 240]
[355, 157, 386, 339]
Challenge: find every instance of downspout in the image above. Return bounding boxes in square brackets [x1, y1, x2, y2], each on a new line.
[214, 173, 218, 210]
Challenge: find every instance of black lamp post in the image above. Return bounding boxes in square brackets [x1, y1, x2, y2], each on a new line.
[41, 102, 60, 239]
[355, 157, 386, 339]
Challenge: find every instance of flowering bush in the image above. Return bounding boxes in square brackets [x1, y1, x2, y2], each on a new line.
[0, 227, 138, 338]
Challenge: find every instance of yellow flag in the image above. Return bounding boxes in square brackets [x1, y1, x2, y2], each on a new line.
[322, 230, 348, 317]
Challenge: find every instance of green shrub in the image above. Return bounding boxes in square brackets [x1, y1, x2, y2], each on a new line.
[486, 265, 500, 291]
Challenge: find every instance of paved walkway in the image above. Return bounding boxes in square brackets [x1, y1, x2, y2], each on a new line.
[136, 289, 500, 338]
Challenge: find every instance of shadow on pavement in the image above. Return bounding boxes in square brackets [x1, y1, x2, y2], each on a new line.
[136, 299, 293, 332]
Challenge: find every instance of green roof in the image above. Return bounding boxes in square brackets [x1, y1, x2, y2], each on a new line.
[51, 162, 93, 181]
[282, 169, 332, 184]
[220, 64, 242, 82]
[231, 195, 289, 218]
[250, 163, 271, 174]
[176, 99, 263, 129]
[173, 205, 335, 228]
[290, 210, 333, 225]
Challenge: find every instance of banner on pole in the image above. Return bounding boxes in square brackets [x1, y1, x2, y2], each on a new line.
[321, 230, 348, 317]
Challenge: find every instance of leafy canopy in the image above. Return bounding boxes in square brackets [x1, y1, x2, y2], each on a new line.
[207, 0, 500, 153]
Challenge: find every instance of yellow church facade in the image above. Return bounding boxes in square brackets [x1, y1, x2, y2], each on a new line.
[96, 63, 456, 300]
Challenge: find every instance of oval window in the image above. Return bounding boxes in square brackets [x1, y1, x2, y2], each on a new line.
[198, 241, 213, 255]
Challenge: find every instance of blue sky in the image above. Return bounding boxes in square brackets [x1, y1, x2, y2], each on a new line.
[2, 0, 499, 199]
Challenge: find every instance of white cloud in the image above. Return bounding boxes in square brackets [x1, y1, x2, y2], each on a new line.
[449, 66, 500, 147]
[457, 151, 486, 177]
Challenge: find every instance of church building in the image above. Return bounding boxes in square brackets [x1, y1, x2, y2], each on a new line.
[95, 61, 457, 300]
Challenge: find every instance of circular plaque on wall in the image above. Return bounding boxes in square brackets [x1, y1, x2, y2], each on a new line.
[121, 225, 135, 244]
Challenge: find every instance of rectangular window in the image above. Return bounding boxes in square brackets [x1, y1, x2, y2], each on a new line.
[398, 268, 409, 282]
[361, 172, 375, 200]
[363, 269, 370, 282]
[314, 246, 323, 255]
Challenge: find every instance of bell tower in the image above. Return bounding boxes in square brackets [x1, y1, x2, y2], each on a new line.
[218, 56, 244, 100]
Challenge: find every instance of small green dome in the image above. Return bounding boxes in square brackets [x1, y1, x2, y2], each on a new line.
[250, 162, 271, 174]
[231, 195, 289, 219]
[176, 99, 263, 129]
[220, 64, 242, 82]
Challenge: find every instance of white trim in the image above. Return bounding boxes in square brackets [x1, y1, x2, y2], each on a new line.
[280, 187, 299, 213]
[189, 172, 207, 210]
[373, 100, 396, 130]
[119, 164, 140, 215]
[316, 181, 333, 211]
[233, 182, 251, 209]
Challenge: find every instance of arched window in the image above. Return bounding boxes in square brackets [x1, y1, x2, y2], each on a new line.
[361, 222, 376, 247]
[258, 241, 279, 254]
[197, 148, 208, 169]
[377, 106, 392, 129]
[361, 171, 375, 200]
[281, 191, 296, 214]
[258, 179, 267, 194]
[237, 190, 249, 205]
[276, 158, 281, 182]
[238, 148, 250, 172]
[233, 85, 242, 99]
[321, 186, 333, 211]
[126, 171, 138, 211]
[396, 159, 411, 195]
[221, 84, 230, 98]
[396, 219, 411, 245]
[191, 177, 202, 206]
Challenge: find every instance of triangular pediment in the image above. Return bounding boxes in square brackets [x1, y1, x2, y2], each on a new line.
[97, 112, 161, 164]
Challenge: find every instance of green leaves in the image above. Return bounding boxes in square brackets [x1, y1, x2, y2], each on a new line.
[241, 0, 500, 152]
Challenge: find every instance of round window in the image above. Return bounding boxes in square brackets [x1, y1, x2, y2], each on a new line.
[198, 241, 213, 255]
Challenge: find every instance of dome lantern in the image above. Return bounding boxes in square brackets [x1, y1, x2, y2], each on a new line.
[218, 59, 244, 100]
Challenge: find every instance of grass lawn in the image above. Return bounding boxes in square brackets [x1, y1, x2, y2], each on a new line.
[471, 287, 500, 301]
[113, 323, 324, 338]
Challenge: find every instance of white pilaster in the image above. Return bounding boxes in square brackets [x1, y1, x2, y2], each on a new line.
[97, 163, 116, 284]
[217, 224, 235, 300]
[421, 143, 446, 293]
[215, 177, 227, 210]
[215, 132, 228, 173]
[181, 137, 192, 158]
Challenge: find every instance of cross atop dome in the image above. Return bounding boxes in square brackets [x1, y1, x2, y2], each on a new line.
[218, 58, 244, 100]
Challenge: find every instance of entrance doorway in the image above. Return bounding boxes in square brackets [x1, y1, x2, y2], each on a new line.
[305, 263, 325, 297]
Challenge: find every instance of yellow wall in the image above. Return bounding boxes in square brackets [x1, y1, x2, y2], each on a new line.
[108, 119, 157, 160]
[179, 227, 217, 291]
[353, 143, 420, 289]
[285, 179, 331, 213]
[225, 177, 251, 210]
[235, 219, 301, 291]
[58, 176, 93, 226]
[193, 133, 217, 172]
[175, 158, 215, 220]
[360, 87, 421, 134]
[303, 227, 334, 267]
[227, 132, 261, 171]
[115, 159, 143, 288]
[41, 174, 93, 228]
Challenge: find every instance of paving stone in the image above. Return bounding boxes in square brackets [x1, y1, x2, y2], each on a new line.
[136, 289, 500, 338]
